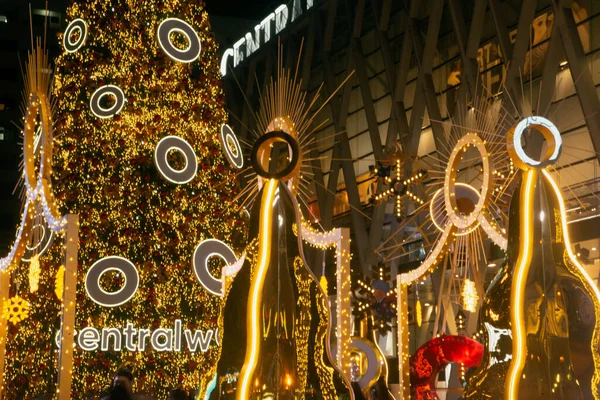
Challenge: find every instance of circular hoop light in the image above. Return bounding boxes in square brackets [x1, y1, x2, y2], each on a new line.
[63, 19, 87, 53]
[430, 183, 481, 236]
[251, 130, 301, 180]
[219, 124, 244, 169]
[193, 239, 237, 297]
[444, 133, 491, 230]
[85, 256, 139, 307]
[507, 116, 562, 170]
[154, 136, 198, 184]
[157, 18, 201, 63]
[89, 85, 126, 118]
[332, 337, 383, 391]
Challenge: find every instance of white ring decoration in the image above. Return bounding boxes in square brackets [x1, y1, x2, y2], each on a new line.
[157, 18, 202, 63]
[508, 116, 562, 169]
[85, 256, 139, 307]
[219, 124, 244, 169]
[430, 183, 481, 237]
[89, 85, 126, 118]
[193, 239, 238, 297]
[154, 136, 198, 184]
[63, 19, 87, 53]
[444, 133, 491, 230]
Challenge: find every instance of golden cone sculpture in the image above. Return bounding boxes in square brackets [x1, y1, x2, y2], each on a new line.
[464, 117, 600, 399]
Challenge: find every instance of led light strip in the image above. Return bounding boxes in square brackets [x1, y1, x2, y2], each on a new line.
[399, 223, 455, 284]
[542, 169, 600, 400]
[505, 169, 536, 400]
[238, 179, 278, 399]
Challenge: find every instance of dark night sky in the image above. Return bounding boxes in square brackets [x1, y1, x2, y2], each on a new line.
[204, 0, 281, 19]
[0, 0, 282, 19]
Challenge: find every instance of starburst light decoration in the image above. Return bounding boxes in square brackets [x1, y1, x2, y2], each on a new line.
[3, 296, 30, 325]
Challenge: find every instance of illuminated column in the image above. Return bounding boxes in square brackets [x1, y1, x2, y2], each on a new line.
[336, 228, 351, 380]
[0, 270, 10, 395]
[397, 278, 410, 399]
[57, 214, 79, 399]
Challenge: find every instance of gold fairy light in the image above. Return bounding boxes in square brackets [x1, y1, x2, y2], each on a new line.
[28, 255, 41, 293]
[461, 279, 478, 313]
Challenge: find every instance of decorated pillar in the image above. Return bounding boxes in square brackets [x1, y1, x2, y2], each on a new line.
[57, 214, 78, 399]
[397, 280, 410, 399]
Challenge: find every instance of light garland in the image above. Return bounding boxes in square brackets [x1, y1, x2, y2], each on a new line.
[298, 217, 352, 378]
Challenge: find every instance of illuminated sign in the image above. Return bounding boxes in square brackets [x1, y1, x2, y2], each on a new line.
[56, 320, 219, 352]
[220, 0, 315, 76]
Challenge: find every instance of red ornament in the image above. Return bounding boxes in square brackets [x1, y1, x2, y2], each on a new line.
[410, 335, 483, 400]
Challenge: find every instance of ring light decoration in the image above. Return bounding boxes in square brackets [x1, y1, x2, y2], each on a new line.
[154, 135, 198, 184]
[507, 116, 562, 170]
[250, 129, 301, 181]
[331, 337, 384, 394]
[157, 18, 202, 63]
[410, 335, 484, 400]
[219, 124, 244, 169]
[396, 132, 509, 285]
[63, 19, 87, 53]
[89, 85, 126, 119]
[193, 239, 239, 297]
[22, 221, 54, 262]
[378, 97, 516, 288]
[85, 256, 140, 307]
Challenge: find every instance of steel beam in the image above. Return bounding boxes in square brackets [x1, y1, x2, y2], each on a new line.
[447, 0, 486, 101]
[316, 0, 372, 273]
[407, 0, 445, 155]
[552, 0, 600, 162]
[302, 16, 328, 215]
[488, 0, 537, 116]
[528, 20, 563, 158]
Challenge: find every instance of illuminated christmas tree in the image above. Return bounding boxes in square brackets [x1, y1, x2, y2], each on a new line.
[2, 0, 244, 398]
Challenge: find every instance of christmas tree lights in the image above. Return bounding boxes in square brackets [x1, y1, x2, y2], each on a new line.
[2, 0, 244, 398]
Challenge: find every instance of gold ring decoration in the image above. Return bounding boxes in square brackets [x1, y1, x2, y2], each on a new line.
[507, 116, 562, 170]
[399, 132, 506, 284]
[444, 133, 491, 230]
[331, 336, 384, 394]
[430, 183, 481, 237]
[250, 130, 301, 181]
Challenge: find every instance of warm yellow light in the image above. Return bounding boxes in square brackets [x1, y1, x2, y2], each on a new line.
[28, 255, 41, 293]
[319, 275, 328, 294]
[462, 279, 478, 313]
[238, 179, 277, 400]
[506, 169, 536, 400]
[543, 169, 600, 399]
